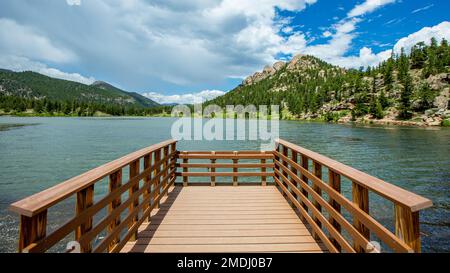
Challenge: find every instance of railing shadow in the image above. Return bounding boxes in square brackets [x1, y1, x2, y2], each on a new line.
[127, 185, 182, 252]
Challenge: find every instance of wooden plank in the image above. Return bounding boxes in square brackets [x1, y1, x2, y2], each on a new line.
[328, 169, 341, 251]
[143, 153, 152, 218]
[18, 210, 47, 253]
[10, 139, 177, 217]
[128, 159, 140, 241]
[149, 218, 302, 225]
[178, 163, 274, 168]
[139, 224, 309, 232]
[211, 152, 216, 187]
[395, 205, 420, 253]
[261, 157, 267, 186]
[75, 185, 94, 252]
[178, 172, 273, 177]
[108, 169, 122, 252]
[182, 158, 188, 186]
[178, 154, 274, 159]
[153, 149, 161, 208]
[312, 161, 322, 239]
[149, 214, 299, 220]
[276, 139, 432, 212]
[122, 243, 326, 253]
[138, 229, 313, 237]
[233, 152, 238, 186]
[162, 146, 169, 193]
[352, 181, 370, 252]
[131, 236, 318, 245]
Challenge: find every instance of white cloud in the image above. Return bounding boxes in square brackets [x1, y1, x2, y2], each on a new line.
[322, 31, 332, 38]
[305, 21, 450, 69]
[348, 0, 396, 18]
[393, 21, 450, 54]
[66, 0, 81, 6]
[0, 0, 319, 89]
[0, 55, 95, 85]
[0, 18, 76, 63]
[411, 4, 434, 14]
[143, 90, 226, 104]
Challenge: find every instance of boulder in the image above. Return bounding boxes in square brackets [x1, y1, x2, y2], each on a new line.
[273, 61, 286, 71]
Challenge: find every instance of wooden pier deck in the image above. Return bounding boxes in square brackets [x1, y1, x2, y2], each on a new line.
[121, 186, 326, 253]
[9, 139, 432, 253]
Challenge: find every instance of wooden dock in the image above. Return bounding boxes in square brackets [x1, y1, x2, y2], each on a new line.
[9, 139, 432, 253]
[121, 186, 326, 253]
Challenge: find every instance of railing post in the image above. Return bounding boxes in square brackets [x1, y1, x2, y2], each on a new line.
[75, 185, 94, 253]
[233, 151, 238, 186]
[211, 151, 216, 187]
[395, 205, 420, 253]
[182, 152, 188, 187]
[261, 152, 266, 186]
[312, 161, 322, 239]
[282, 146, 292, 207]
[18, 210, 47, 253]
[129, 159, 140, 241]
[300, 155, 309, 213]
[352, 182, 370, 252]
[163, 146, 169, 195]
[328, 169, 342, 251]
[170, 142, 177, 183]
[274, 142, 282, 194]
[108, 169, 122, 252]
[143, 154, 152, 221]
[154, 149, 161, 207]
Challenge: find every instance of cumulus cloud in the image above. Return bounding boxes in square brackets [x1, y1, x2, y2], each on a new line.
[0, 0, 317, 90]
[348, 0, 396, 18]
[0, 18, 75, 63]
[0, 55, 95, 85]
[143, 90, 226, 104]
[393, 21, 450, 54]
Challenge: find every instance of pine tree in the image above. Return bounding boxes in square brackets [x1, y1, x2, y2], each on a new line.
[398, 73, 413, 120]
[417, 82, 436, 111]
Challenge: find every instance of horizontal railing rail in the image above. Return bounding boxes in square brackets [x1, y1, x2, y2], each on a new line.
[273, 139, 433, 253]
[9, 139, 177, 253]
[176, 151, 274, 186]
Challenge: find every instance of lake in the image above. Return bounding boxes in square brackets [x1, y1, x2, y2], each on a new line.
[0, 117, 448, 252]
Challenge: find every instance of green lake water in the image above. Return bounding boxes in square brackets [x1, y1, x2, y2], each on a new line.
[0, 117, 448, 252]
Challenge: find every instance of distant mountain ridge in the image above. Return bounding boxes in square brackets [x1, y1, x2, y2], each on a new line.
[91, 81, 160, 108]
[0, 70, 159, 108]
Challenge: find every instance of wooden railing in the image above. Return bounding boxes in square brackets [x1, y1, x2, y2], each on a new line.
[176, 151, 274, 186]
[9, 139, 177, 253]
[273, 139, 433, 253]
[9, 138, 432, 253]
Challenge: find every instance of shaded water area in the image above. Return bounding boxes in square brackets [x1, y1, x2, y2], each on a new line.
[0, 117, 448, 252]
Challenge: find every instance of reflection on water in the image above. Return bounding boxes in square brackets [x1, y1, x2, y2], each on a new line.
[0, 117, 448, 252]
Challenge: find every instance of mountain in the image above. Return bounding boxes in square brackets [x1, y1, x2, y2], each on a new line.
[0, 70, 159, 108]
[207, 38, 450, 126]
[91, 81, 159, 108]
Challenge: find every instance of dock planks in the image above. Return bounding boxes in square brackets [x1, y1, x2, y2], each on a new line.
[121, 186, 326, 253]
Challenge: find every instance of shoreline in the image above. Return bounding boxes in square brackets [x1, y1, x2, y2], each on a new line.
[1, 113, 448, 128]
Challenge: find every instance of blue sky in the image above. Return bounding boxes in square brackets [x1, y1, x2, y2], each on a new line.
[0, 0, 449, 104]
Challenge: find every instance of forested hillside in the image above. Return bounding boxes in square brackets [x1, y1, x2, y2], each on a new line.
[207, 38, 450, 126]
[0, 70, 168, 116]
